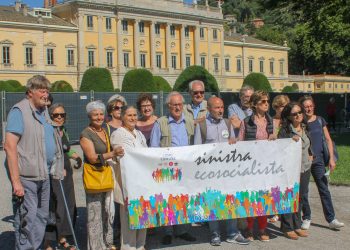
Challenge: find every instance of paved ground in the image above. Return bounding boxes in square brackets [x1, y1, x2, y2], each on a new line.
[1, 146, 349, 250]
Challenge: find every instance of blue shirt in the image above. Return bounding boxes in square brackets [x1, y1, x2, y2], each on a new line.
[191, 102, 202, 120]
[227, 102, 253, 120]
[6, 107, 56, 168]
[150, 114, 189, 147]
[307, 116, 327, 163]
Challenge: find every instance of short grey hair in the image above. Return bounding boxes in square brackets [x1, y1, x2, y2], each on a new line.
[107, 94, 127, 106]
[86, 100, 105, 115]
[239, 85, 254, 97]
[26, 75, 51, 90]
[48, 103, 65, 116]
[188, 80, 205, 92]
[120, 105, 137, 118]
[165, 91, 185, 104]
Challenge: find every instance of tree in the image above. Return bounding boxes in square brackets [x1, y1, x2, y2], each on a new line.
[153, 76, 172, 92]
[122, 69, 157, 92]
[0, 81, 16, 92]
[173, 66, 219, 92]
[51, 80, 74, 92]
[80, 67, 114, 92]
[291, 83, 299, 91]
[0, 80, 26, 92]
[242, 72, 272, 92]
[281, 85, 297, 93]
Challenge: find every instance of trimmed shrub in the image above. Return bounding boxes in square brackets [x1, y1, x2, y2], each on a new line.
[115, 88, 121, 92]
[282, 85, 298, 93]
[173, 66, 219, 92]
[292, 83, 299, 91]
[80, 67, 114, 92]
[51, 80, 74, 92]
[0, 81, 17, 92]
[154, 76, 171, 92]
[242, 73, 272, 92]
[122, 69, 157, 92]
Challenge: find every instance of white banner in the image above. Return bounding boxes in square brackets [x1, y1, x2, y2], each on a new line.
[120, 139, 301, 229]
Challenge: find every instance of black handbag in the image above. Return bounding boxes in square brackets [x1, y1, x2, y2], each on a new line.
[317, 117, 339, 165]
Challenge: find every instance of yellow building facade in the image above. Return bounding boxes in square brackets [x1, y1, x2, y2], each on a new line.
[2, 0, 348, 93]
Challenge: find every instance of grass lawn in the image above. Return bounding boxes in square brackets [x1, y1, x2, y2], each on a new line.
[328, 132, 350, 185]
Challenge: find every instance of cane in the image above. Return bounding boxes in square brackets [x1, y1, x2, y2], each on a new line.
[58, 179, 80, 250]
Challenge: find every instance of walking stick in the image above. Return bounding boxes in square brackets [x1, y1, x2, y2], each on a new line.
[58, 179, 80, 250]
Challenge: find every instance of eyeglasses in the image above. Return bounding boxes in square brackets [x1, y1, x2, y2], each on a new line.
[303, 105, 314, 109]
[112, 106, 123, 111]
[290, 111, 303, 117]
[192, 91, 204, 95]
[141, 104, 152, 109]
[52, 113, 66, 119]
[169, 103, 183, 107]
[258, 99, 269, 104]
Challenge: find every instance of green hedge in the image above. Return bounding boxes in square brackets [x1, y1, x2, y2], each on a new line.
[242, 73, 272, 92]
[173, 66, 219, 92]
[80, 67, 114, 92]
[51, 80, 74, 92]
[153, 76, 172, 92]
[282, 85, 298, 93]
[122, 69, 157, 92]
[0, 80, 26, 92]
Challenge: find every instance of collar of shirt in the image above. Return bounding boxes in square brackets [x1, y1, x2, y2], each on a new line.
[207, 114, 223, 124]
[168, 113, 185, 124]
[191, 102, 202, 111]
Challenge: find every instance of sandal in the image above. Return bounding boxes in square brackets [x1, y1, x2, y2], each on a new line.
[269, 215, 279, 223]
[58, 237, 76, 250]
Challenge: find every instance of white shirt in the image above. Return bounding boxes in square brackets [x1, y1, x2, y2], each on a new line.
[110, 126, 147, 150]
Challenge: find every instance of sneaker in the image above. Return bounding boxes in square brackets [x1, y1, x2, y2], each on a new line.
[284, 231, 299, 240]
[329, 219, 345, 229]
[295, 229, 308, 237]
[301, 219, 311, 230]
[226, 233, 250, 245]
[210, 235, 221, 246]
[258, 230, 270, 242]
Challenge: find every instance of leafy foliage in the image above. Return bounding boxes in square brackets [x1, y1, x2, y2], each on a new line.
[51, 80, 74, 92]
[242, 72, 272, 92]
[173, 65, 219, 92]
[0, 80, 26, 92]
[153, 76, 172, 92]
[80, 68, 114, 92]
[281, 85, 297, 93]
[122, 69, 157, 92]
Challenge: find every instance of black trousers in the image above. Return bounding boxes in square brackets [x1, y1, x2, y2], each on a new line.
[281, 169, 311, 232]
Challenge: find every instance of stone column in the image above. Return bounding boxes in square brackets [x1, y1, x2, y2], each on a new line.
[134, 19, 140, 68]
[98, 15, 103, 67]
[207, 27, 211, 72]
[194, 25, 200, 65]
[150, 21, 156, 70]
[166, 23, 171, 70]
[220, 28, 225, 74]
[77, 13, 85, 88]
[117, 17, 123, 72]
[180, 24, 186, 69]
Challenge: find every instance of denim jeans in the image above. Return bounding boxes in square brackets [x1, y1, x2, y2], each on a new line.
[302, 162, 335, 223]
[209, 219, 239, 238]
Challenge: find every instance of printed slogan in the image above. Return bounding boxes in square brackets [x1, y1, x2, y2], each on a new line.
[120, 139, 302, 229]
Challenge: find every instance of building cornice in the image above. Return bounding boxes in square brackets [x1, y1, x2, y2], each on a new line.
[224, 40, 289, 51]
[0, 21, 78, 32]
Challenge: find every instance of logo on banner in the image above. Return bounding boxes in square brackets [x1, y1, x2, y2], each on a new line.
[152, 153, 182, 183]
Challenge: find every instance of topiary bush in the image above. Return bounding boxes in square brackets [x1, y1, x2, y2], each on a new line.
[80, 67, 114, 92]
[242, 73, 272, 92]
[173, 65, 219, 92]
[122, 69, 157, 92]
[153, 76, 172, 92]
[282, 85, 298, 93]
[0, 80, 17, 92]
[51, 80, 74, 92]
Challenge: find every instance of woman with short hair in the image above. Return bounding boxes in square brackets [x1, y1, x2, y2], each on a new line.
[111, 106, 148, 250]
[104, 94, 128, 136]
[80, 100, 124, 250]
[238, 90, 275, 242]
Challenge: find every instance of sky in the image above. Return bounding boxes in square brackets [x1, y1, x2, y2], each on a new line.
[0, 1, 195, 8]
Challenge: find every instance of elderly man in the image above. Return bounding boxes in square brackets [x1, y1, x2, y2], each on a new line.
[183, 80, 208, 125]
[150, 91, 197, 245]
[194, 97, 250, 246]
[4, 75, 63, 250]
[227, 85, 254, 135]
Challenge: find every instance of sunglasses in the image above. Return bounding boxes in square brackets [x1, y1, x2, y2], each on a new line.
[259, 99, 269, 104]
[290, 111, 303, 117]
[112, 106, 123, 111]
[52, 113, 66, 119]
[193, 91, 204, 95]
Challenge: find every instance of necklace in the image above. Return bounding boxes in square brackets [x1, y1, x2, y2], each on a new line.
[90, 126, 103, 132]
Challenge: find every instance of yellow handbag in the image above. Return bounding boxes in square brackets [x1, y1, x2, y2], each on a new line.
[83, 129, 114, 193]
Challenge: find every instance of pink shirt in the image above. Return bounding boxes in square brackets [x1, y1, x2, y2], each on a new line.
[238, 115, 269, 141]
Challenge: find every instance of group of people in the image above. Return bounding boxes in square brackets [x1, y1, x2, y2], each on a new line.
[4, 75, 344, 250]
